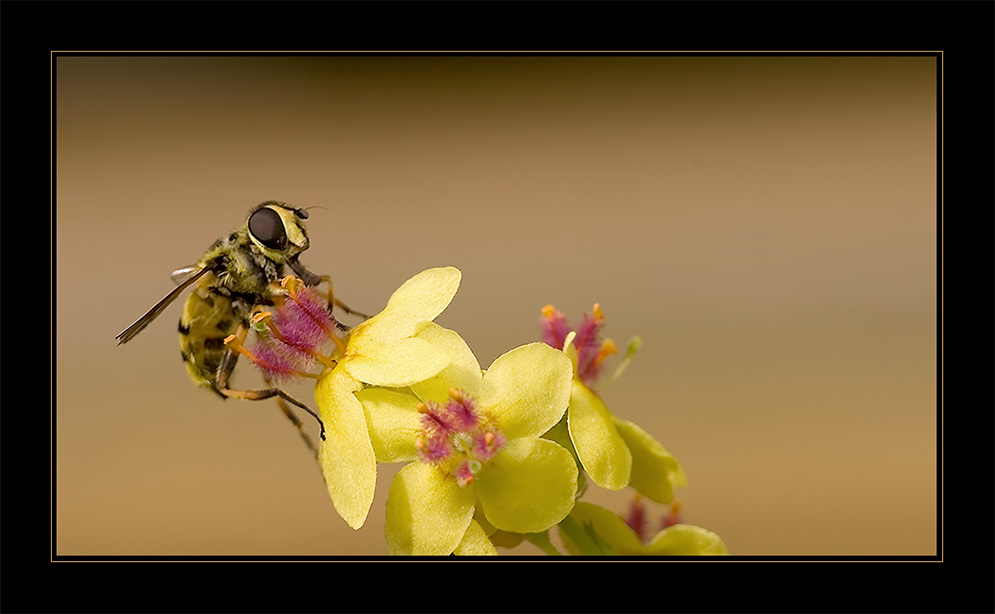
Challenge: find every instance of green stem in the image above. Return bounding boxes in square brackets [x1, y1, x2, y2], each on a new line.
[558, 515, 615, 555]
[524, 531, 562, 556]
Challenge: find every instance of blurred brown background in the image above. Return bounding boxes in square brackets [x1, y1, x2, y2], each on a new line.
[55, 55, 937, 556]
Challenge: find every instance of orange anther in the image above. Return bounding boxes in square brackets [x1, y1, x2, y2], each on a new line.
[595, 339, 618, 365]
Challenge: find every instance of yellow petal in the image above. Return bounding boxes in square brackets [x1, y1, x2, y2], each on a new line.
[385, 266, 461, 316]
[567, 380, 632, 490]
[453, 520, 499, 556]
[614, 418, 686, 504]
[350, 266, 461, 346]
[409, 323, 483, 403]
[315, 368, 376, 530]
[475, 437, 577, 534]
[355, 388, 422, 463]
[344, 336, 453, 387]
[478, 342, 573, 440]
[385, 462, 475, 555]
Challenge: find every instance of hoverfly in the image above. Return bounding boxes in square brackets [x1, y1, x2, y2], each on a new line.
[116, 201, 362, 454]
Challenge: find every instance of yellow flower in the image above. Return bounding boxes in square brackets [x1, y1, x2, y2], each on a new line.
[359, 324, 577, 555]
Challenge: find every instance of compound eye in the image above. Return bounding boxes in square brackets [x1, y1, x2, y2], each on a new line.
[248, 207, 288, 250]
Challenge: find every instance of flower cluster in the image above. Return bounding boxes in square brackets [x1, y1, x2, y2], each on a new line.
[233, 267, 726, 556]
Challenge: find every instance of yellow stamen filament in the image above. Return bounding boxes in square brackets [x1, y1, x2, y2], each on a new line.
[280, 275, 302, 292]
[329, 330, 348, 355]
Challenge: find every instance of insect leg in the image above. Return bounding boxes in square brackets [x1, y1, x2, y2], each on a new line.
[215, 327, 327, 442]
[315, 274, 369, 320]
[272, 395, 320, 459]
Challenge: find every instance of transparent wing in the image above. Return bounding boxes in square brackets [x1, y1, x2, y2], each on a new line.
[116, 266, 211, 345]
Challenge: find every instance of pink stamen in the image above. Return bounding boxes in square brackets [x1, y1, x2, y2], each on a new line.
[622, 494, 648, 544]
[418, 402, 453, 434]
[280, 278, 347, 354]
[454, 461, 475, 487]
[240, 336, 318, 382]
[661, 499, 682, 529]
[539, 304, 571, 351]
[416, 433, 453, 463]
[472, 429, 506, 461]
[443, 388, 479, 431]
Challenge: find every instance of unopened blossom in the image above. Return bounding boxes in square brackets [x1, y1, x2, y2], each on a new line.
[559, 501, 727, 556]
[540, 304, 685, 502]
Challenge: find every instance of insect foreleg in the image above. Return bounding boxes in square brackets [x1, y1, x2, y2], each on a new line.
[272, 395, 320, 459]
[315, 274, 369, 320]
[286, 257, 368, 320]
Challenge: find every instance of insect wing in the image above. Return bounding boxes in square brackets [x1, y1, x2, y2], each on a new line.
[116, 266, 211, 345]
[170, 265, 202, 286]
